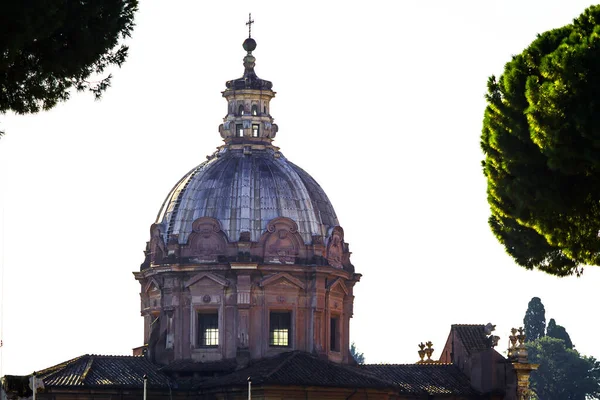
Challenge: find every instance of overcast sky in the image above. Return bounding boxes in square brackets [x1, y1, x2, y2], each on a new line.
[1, 1, 599, 375]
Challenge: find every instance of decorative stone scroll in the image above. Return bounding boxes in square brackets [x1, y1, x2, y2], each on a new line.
[262, 217, 302, 264]
[181, 217, 228, 262]
[150, 224, 166, 264]
[326, 226, 344, 268]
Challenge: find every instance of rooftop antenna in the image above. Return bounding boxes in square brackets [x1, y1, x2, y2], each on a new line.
[246, 13, 254, 38]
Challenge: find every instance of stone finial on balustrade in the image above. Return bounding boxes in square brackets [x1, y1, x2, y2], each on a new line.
[424, 341, 434, 362]
[507, 327, 539, 400]
[417, 342, 426, 363]
[417, 341, 435, 364]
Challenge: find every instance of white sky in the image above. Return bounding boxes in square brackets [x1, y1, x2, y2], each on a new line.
[1, 1, 599, 375]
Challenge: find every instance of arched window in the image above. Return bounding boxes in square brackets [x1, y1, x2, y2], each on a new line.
[238, 105, 244, 115]
[251, 105, 258, 115]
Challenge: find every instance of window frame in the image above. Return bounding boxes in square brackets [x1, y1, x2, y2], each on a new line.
[236, 124, 244, 138]
[330, 315, 340, 352]
[252, 124, 260, 138]
[197, 311, 219, 348]
[269, 311, 292, 347]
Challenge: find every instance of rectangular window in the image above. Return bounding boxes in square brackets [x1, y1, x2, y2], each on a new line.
[198, 312, 219, 347]
[236, 124, 244, 137]
[252, 124, 259, 137]
[269, 311, 291, 347]
[330, 316, 340, 351]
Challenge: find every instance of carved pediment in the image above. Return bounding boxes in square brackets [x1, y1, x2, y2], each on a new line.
[143, 278, 162, 294]
[185, 272, 229, 288]
[327, 278, 349, 296]
[261, 217, 302, 264]
[181, 217, 228, 261]
[260, 272, 305, 290]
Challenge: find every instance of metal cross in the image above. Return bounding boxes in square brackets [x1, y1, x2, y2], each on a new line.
[246, 13, 254, 38]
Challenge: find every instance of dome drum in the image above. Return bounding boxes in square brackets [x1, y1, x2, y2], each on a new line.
[142, 215, 354, 272]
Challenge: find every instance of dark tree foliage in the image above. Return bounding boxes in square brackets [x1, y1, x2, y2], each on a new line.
[350, 342, 365, 364]
[546, 318, 573, 349]
[481, 5, 600, 276]
[523, 297, 546, 342]
[527, 337, 600, 400]
[0, 0, 138, 116]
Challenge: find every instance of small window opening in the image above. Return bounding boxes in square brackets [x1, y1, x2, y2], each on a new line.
[330, 316, 340, 352]
[251, 105, 258, 115]
[263, 105, 267, 114]
[198, 312, 219, 347]
[270, 312, 291, 347]
[252, 124, 259, 138]
[236, 124, 244, 137]
[238, 105, 244, 115]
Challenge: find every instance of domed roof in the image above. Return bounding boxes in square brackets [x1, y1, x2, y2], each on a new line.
[156, 147, 338, 245]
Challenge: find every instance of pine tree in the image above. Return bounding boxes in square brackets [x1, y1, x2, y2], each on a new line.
[523, 297, 546, 341]
[481, 5, 600, 276]
[527, 337, 600, 400]
[350, 342, 365, 364]
[547, 318, 573, 349]
[0, 1, 138, 117]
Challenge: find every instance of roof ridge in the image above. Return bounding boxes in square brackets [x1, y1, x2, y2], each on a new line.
[87, 354, 144, 358]
[264, 351, 300, 379]
[344, 364, 418, 392]
[452, 324, 485, 327]
[362, 363, 455, 367]
[79, 355, 95, 385]
[36, 354, 89, 380]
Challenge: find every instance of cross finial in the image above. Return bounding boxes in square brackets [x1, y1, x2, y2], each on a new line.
[246, 13, 254, 38]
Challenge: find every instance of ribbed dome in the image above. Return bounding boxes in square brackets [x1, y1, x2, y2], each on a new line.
[156, 147, 338, 245]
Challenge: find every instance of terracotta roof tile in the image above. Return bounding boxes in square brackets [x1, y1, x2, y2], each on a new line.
[38, 355, 170, 389]
[30, 352, 479, 397]
[159, 359, 237, 373]
[199, 351, 396, 391]
[452, 324, 491, 355]
[361, 364, 478, 396]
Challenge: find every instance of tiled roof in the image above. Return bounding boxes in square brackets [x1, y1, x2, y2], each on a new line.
[198, 351, 395, 391]
[361, 364, 479, 396]
[452, 324, 490, 355]
[159, 359, 237, 373]
[37, 355, 171, 389]
[29, 352, 479, 397]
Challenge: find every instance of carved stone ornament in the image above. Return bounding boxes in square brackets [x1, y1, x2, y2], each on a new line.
[202, 294, 211, 303]
[182, 217, 227, 261]
[263, 217, 300, 264]
[417, 342, 426, 363]
[150, 223, 167, 264]
[326, 226, 344, 268]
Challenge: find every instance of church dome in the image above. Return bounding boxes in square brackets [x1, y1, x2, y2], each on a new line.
[156, 147, 338, 244]
[153, 35, 339, 246]
[137, 27, 357, 367]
